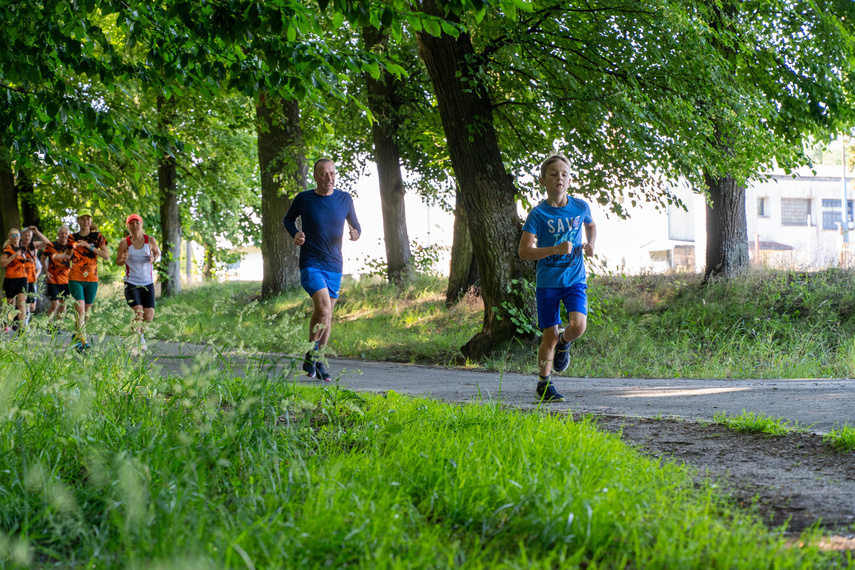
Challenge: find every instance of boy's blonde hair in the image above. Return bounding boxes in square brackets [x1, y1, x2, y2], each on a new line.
[539, 153, 571, 179]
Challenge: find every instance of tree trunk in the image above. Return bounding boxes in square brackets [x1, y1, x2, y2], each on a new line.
[363, 26, 412, 285]
[17, 170, 40, 229]
[416, 1, 527, 358]
[203, 242, 215, 281]
[446, 192, 479, 305]
[158, 95, 182, 297]
[704, 169, 749, 279]
[0, 157, 20, 240]
[257, 93, 304, 299]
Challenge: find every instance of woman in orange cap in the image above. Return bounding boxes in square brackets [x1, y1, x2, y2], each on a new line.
[116, 213, 160, 353]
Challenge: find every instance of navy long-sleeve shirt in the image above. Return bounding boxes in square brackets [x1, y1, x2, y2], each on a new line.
[283, 189, 361, 273]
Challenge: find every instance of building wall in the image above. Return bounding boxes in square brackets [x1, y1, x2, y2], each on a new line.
[746, 164, 851, 268]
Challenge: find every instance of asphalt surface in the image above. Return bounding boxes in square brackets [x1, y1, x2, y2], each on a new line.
[138, 338, 855, 434]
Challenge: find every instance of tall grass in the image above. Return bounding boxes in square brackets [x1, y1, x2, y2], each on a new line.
[116, 269, 855, 379]
[0, 335, 836, 568]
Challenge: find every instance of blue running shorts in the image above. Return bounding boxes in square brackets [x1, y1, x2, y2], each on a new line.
[300, 267, 342, 298]
[536, 283, 588, 330]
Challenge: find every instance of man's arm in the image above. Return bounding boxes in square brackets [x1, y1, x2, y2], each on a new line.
[346, 198, 361, 241]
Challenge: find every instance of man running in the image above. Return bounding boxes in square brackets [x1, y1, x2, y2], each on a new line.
[283, 158, 361, 381]
[20, 226, 48, 324]
[43, 226, 74, 329]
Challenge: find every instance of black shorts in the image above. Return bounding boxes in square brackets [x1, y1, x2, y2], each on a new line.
[3, 277, 27, 300]
[26, 282, 37, 304]
[46, 283, 70, 302]
[124, 283, 156, 309]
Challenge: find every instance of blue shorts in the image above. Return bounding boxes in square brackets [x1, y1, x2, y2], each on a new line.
[300, 267, 341, 298]
[536, 283, 588, 330]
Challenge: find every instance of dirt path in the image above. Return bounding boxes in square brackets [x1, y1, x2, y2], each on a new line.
[588, 414, 855, 550]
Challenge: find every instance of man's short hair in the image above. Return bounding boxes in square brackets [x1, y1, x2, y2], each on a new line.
[313, 158, 335, 175]
[539, 153, 571, 179]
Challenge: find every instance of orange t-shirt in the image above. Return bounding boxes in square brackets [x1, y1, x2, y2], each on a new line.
[2, 245, 27, 279]
[43, 241, 73, 285]
[22, 245, 37, 283]
[68, 232, 107, 282]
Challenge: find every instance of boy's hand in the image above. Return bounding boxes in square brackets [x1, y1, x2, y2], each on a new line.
[294, 232, 306, 246]
[583, 243, 594, 256]
[553, 241, 572, 256]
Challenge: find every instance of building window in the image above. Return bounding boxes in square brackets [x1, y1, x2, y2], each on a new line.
[781, 198, 811, 226]
[757, 197, 769, 217]
[821, 199, 855, 230]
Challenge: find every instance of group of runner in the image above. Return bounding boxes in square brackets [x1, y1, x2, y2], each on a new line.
[2, 154, 593, 403]
[1, 210, 160, 352]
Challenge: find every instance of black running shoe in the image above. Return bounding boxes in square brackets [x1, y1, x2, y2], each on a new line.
[302, 351, 316, 378]
[553, 330, 571, 373]
[315, 360, 331, 382]
[536, 379, 565, 402]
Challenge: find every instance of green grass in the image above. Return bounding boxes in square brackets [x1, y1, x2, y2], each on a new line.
[0, 335, 838, 568]
[712, 410, 812, 436]
[114, 268, 855, 379]
[823, 425, 855, 453]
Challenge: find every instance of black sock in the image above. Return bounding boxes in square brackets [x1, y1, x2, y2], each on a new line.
[538, 375, 550, 383]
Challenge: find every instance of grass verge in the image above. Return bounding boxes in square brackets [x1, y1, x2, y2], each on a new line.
[96, 268, 855, 379]
[0, 334, 838, 568]
[823, 425, 855, 453]
[712, 410, 813, 436]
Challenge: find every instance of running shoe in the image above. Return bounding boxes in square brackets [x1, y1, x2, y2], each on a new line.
[302, 351, 316, 378]
[536, 379, 565, 402]
[553, 330, 571, 373]
[315, 360, 331, 382]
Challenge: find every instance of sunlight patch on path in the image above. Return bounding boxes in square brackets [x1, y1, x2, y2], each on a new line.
[619, 387, 753, 398]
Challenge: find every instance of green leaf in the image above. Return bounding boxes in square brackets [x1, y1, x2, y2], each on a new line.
[423, 19, 441, 37]
[287, 26, 296, 42]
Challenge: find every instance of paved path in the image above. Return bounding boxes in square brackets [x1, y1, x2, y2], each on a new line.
[141, 339, 855, 434]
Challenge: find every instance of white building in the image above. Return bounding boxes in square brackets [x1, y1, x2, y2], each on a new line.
[592, 164, 852, 274]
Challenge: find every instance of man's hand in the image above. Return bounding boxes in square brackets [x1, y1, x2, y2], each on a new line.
[348, 226, 360, 241]
[583, 243, 594, 256]
[294, 232, 306, 246]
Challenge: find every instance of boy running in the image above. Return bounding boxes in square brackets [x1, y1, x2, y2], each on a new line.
[518, 153, 597, 402]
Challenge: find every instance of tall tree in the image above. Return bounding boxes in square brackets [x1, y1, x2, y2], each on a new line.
[157, 95, 182, 297]
[257, 94, 304, 298]
[415, 0, 530, 357]
[362, 26, 412, 285]
[698, 0, 855, 278]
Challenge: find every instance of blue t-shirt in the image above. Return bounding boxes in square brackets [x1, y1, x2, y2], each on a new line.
[283, 189, 362, 273]
[522, 197, 593, 288]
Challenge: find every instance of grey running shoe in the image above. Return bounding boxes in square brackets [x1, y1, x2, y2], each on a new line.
[536, 379, 566, 402]
[553, 330, 571, 373]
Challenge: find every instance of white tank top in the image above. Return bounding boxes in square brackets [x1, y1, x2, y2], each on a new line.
[124, 235, 154, 285]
